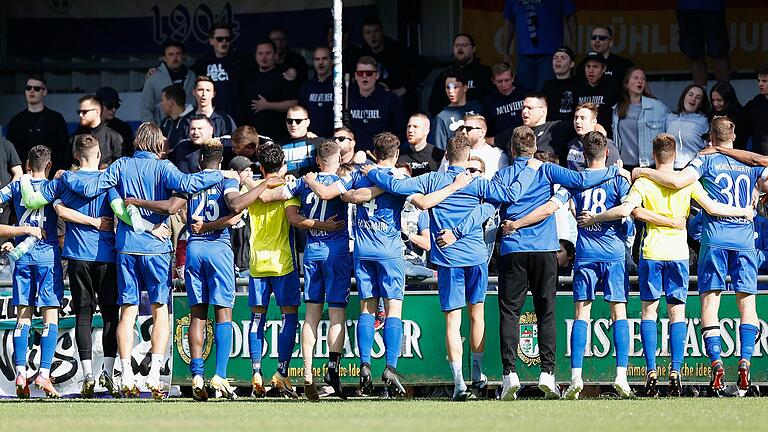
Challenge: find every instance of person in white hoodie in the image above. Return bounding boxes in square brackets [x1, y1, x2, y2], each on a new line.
[141, 40, 196, 124]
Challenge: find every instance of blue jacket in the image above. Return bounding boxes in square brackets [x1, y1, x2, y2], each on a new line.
[611, 95, 669, 167]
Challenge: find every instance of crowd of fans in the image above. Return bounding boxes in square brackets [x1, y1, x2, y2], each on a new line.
[2, 5, 768, 285]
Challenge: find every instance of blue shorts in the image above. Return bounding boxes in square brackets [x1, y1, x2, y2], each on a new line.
[185, 241, 236, 307]
[436, 264, 488, 312]
[248, 271, 301, 307]
[304, 256, 352, 308]
[698, 245, 758, 295]
[638, 258, 689, 304]
[572, 260, 628, 303]
[354, 258, 405, 300]
[12, 262, 64, 307]
[117, 252, 172, 305]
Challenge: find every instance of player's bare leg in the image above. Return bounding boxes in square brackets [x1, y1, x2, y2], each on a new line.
[189, 304, 208, 401]
[117, 304, 140, 396]
[324, 306, 347, 399]
[640, 300, 660, 397]
[565, 301, 591, 399]
[700, 291, 725, 394]
[468, 302, 487, 397]
[301, 303, 322, 400]
[145, 302, 170, 399]
[735, 292, 758, 396]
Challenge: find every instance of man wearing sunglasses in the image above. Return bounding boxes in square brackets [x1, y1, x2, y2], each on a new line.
[281, 106, 320, 175]
[6, 75, 68, 177]
[440, 115, 508, 180]
[192, 22, 252, 124]
[141, 40, 196, 125]
[71, 95, 123, 170]
[96, 87, 133, 157]
[575, 27, 634, 94]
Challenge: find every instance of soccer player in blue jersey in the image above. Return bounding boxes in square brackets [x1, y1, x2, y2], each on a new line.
[277, 139, 351, 400]
[57, 123, 226, 399]
[0, 146, 63, 398]
[20, 135, 123, 398]
[635, 117, 767, 396]
[365, 133, 543, 401]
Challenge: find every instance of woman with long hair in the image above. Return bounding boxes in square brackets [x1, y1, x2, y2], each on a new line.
[611, 67, 669, 170]
[710, 82, 746, 148]
[666, 84, 710, 168]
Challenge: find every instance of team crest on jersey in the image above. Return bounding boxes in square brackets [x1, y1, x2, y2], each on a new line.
[517, 312, 540, 366]
[175, 314, 214, 364]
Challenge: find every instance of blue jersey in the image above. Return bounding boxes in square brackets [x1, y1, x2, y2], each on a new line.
[39, 171, 119, 262]
[0, 179, 59, 264]
[368, 165, 537, 267]
[687, 153, 767, 250]
[186, 175, 240, 245]
[285, 174, 349, 260]
[563, 175, 631, 262]
[335, 168, 406, 260]
[498, 157, 619, 254]
[60, 151, 224, 255]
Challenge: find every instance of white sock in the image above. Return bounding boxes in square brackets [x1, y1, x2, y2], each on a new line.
[471, 352, 484, 381]
[449, 361, 466, 391]
[82, 359, 93, 376]
[121, 358, 133, 384]
[252, 361, 262, 374]
[571, 368, 582, 381]
[616, 366, 627, 380]
[103, 357, 116, 375]
[149, 354, 164, 380]
[40, 368, 50, 379]
[16, 366, 26, 377]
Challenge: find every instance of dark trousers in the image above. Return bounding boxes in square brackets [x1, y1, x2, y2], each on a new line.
[69, 260, 119, 360]
[498, 251, 557, 374]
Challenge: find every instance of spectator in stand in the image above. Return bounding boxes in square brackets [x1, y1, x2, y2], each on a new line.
[333, 127, 367, 168]
[179, 76, 236, 141]
[677, 0, 730, 86]
[325, 22, 363, 77]
[5, 75, 69, 175]
[71, 95, 122, 169]
[269, 27, 309, 86]
[282, 105, 320, 175]
[710, 82, 746, 149]
[192, 22, 252, 124]
[501, 0, 576, 91]
[141, 40, 196, 125]
[360, 17, 429, 114]
[611, 67, 669, 170]
[224, 125, 261, 167]
[247, 39, 299, 143]
[575, 26, 634, 94]
[398, 113, 444, 176]
[567, 102, 621, 171]
[542, 46, 577, 122]
[299, 47, 334, 138]
[666, 84, 710, 169]
[440, 114, 507, 179]
[346, 56, 405, 153]
[0, 136, 22, 233]
[428, 34, 493, 117]
[743, 66, 768, 155]
[95, 87, 133, 156]
[483, 62, 527, 142]
[159, 85, 194, 151]
[573, 52, 620, 138]
[169, 114, 214, 174]
[433, 69, 483, 151]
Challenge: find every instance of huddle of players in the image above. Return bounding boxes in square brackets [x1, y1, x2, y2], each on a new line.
[6, 114, 761, 401]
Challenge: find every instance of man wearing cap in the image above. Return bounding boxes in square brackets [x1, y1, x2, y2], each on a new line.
[96, 87, 134, 157]
[575, 26, 634, 93]
[542, 46, 577, 122]
[573, 52, 619, 138]
[141, 40, 196, 125]
[428, 34, 493, 117]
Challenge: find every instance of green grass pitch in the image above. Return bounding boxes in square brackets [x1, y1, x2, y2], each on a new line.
[0, 398, 765, 432]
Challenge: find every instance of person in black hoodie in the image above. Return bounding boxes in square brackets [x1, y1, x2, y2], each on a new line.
[743, 66, 768, 155]
[542, 46, 577, 122]
[96, 87, 134, 157]
[428, 33, 493, 117]
[572, 52, 619, 138]
[710, 82, 747, 150]
[192, 22, 252, 124]
[269, 27, 309, 87]
[575, 26, 634, 94]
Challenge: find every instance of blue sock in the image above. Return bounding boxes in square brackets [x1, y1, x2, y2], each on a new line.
[669, 321, 686, 372]
[190, 358, 204, 377]
[357, 313, 375, 364]
[613, 319, 629, 368]
[249, 313, 266, 373]
[704, 335, 722, 363]
[13, 324, 30, 368]
[277, 313, 298, 377]
[570, 320, 588, 369]
[739, 323, 759, 363]
[40, 323, 58, 371]
[383, 317, 403, 368]
[640, 320, 657, 371]
[214, 322, 232, 378]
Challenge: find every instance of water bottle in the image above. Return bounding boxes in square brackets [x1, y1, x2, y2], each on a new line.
[127, 205, 145, 233]
[8, 236, 39, 262]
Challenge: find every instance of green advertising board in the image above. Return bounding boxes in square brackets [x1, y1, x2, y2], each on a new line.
[172, 291, 768, 386]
